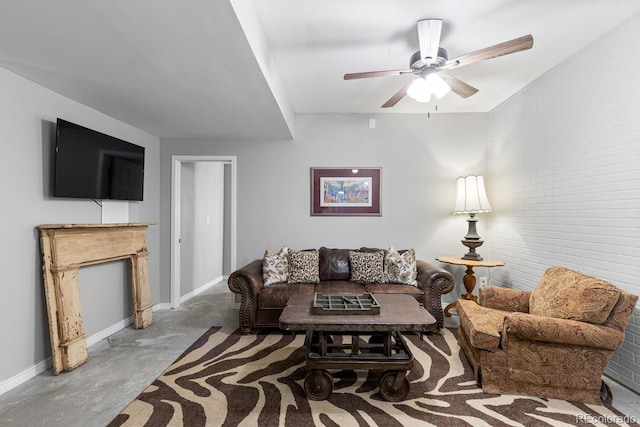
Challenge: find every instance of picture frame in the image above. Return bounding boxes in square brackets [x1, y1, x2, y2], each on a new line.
[310, 167, 381, 216]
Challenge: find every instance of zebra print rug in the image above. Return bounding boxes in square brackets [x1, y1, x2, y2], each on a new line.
[108, 326, 636, 426]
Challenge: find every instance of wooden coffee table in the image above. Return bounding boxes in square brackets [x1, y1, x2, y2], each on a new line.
[279, 293, 435, 401]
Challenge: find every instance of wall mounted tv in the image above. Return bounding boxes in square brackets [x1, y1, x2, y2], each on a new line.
[53, 119, 145, 201]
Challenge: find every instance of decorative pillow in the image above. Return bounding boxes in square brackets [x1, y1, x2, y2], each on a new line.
[529, 267, 620, 324]
[288, 250, 320, 284]
[349, 250, 385, 284]
[318, 247, 352, 281]
[385, 246, 417, 285]
[262, 247, 289, 286]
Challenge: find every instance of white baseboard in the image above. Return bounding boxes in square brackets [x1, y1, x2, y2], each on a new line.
[86, 316, 134, 347]
[0, 279, 226, 397]
[153, 302, 172, 311]
[179, 275, 226, 304]
[0, 358, 51, 397]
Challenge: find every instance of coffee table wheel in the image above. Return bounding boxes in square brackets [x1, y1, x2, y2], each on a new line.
[304, 370, 333, 400]
[379, 370, 410, 402]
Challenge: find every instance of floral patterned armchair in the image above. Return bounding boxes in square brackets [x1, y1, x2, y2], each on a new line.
[456, 267, 637, 404]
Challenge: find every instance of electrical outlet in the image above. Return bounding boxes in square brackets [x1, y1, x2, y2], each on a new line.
[479, 277, 488, 288]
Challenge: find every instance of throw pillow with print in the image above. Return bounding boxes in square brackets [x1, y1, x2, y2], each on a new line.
[349, 250, 386, 284]
[288, 249, 320, 284]
[385, 246, 418, 285]
[262, 246, 289, 286]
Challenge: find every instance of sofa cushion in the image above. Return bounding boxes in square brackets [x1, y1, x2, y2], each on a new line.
[365, 283, 423, 299]
[385, 246, 418, 285]
[318, 247, 352, 281]
[288, 249, 320, 284]
[262, 246, 289, 286]
[529, 267, 620, 324]
[349, 250, 385, 284]
[259, 283, 315, 309]
[457, 299, 509, 352]
[315, 281, 366, 295]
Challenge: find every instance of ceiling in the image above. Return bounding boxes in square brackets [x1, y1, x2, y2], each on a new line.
[1, 1, 639, 140]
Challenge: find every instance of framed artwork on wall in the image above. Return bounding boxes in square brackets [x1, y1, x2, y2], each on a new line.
[310, 167, 381, 216]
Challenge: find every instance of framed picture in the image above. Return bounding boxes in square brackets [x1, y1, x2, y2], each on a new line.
[310, 167, 381, 216]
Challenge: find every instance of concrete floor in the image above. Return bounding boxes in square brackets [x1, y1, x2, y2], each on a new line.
[0, 281, 237, 427]
[1, 281, 639, 426]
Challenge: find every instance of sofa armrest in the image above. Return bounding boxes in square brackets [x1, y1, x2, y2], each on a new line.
[416, 260, 455, 294]
[228, 259, 265, 333]
[416, 260, 455, 329]
[228, 259, 264, 296]
[479, 286, 530, 313]
[503, 312, 624, 351]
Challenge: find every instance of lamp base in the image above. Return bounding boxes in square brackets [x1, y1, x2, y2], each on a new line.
[460, 212, 485, 260]
[461, 239, 484, 261]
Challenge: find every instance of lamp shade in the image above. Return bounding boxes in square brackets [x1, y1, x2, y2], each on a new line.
[453, 175, 492, 214]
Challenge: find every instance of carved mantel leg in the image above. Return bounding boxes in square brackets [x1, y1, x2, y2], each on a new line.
[52, 266, 88, 372]
[131, 252, 153, 329]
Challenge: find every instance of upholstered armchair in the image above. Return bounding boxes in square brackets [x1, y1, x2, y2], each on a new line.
[457, 267, 637, 404]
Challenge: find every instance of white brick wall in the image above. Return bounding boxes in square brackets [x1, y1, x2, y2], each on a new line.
[487, 16, 640, 391]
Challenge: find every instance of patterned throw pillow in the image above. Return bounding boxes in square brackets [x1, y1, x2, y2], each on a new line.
[349, 250, 385, 284]
[385, 246, 418, 285]
[288, 250, 320, 284]
[262, 247, 289, 286]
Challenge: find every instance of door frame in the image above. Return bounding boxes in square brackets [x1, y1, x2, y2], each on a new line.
[171, 155, 237, 308]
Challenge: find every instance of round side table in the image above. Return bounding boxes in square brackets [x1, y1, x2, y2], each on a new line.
[436, 256, 505, 317]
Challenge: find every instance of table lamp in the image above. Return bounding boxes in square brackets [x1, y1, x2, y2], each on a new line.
[453, 175, 492, 261]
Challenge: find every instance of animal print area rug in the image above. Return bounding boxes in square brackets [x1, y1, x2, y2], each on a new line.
[108, 326, 637, 427]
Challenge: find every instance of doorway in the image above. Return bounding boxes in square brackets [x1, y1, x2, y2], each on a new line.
[171, 155, 237, 308]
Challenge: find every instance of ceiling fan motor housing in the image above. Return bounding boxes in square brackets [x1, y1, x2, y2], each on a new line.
[410, 47, 448, 70]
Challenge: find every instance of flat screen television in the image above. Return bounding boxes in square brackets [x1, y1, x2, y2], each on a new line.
[53, 118, 145, 201]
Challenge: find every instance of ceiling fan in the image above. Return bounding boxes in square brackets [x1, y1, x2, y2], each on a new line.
[344, 19, 534, 108]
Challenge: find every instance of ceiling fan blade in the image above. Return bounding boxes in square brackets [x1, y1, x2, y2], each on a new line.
[381, 80, 414, 108]
[439, 73, 479, 98]
[444, 34, 533, 69]
[417, 19, 442, 65]
[344, 69, 413, 80]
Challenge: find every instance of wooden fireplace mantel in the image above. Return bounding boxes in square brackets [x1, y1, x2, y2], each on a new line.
[38, 222, 155, 374]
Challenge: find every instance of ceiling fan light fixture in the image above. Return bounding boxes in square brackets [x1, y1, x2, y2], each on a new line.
[407, 78, 431, 103]
[407, 73, 450, 103]
[427, 73, 451, 98]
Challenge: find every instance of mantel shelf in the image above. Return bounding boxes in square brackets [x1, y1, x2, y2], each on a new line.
[38, 222, 155, 230]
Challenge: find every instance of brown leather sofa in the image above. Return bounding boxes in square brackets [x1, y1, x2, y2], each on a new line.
[228, 247, 455, 334]
[457, 267, 638, 404]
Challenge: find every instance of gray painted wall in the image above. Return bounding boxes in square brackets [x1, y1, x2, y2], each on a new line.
[0, 67, 160, 386]
[160, 113, 491, 303]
